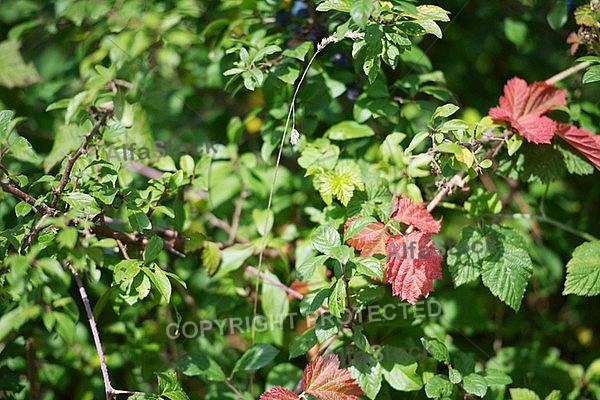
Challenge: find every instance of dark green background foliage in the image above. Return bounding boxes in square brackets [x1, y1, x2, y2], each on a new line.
[0, 0, 599, 399]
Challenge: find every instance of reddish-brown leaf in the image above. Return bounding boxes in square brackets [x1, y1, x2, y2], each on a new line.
[390, 195, 441, 234]
[385, 232, 443, 304]
[303, 354, 364, 400]
[344, 216, 389, 256]
[260, 386, 300, 400]
[489, 77, 567, 144]
[556, 123, 600, 171]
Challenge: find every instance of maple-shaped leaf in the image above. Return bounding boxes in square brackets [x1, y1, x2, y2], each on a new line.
[302, 354, 364, 400]
[344, 216, 389, 256]
[260, 386, 299, 400]
[391, 195, 441, 234]
[489, 77, 566, 144]
[556, 123, 600, 171]
[385, 232, 443, 304]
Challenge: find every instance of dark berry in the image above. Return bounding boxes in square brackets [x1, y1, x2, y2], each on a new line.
[291, 1, 309, 18]
[330, 52, 350, 68]
[346, 83, 362, 101]
[275, 9, 290, 26]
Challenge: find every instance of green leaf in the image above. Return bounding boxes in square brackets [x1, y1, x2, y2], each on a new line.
[507, 134, 523, 156]
[353, 256, 383, 280]
[315, 161, 365, 206]
[299, 287, 331, 316]
[563, 241, 600, 296]
[350, 0, 375, 29]
[114, 259, 143, 283]
[143, 266, 172, 303]
[143, 236, 163, 263]
[0, 39, 40, 88]
[289, 328, 318, 358]
[349, 362, 382, 399]
[0, 305, 41, 342]
[316, 0, 352, 12]
[6, 136, 42, 164]
[330, 245, 352, 264]
[282, 41, 313, 60]
[216, 244, 254, 277]
[233, 343, 279, 373]
[382, 362, 423, 392]
[325, 120, 375, 141]
[15, 201, 32, 217]
[345, 216, 377, 241]
[464, 188, 502, 216]
[431, 104, 460, 120]
[420, 337, 449, 363]
[504, 18, 528, 48]
[544, 390, 562, 400]
[481, 224, 534, 311]
[297, 254, 329, 281]
[547, 0, 567, 30]
[463, 373, 487, 397]
[128, 208, 152, 231]
[261, 271, 290, 340]
[201, 242, 221, 276]
[363, 23, 383, 83]
[52, 311, 77, 343]
[406, 131, 429, 153]
[509, 388, 541, 400]
[315, 313, 339, 343]
[446, 227, 489, 286]
[583, 65, 600, 84]
[253, 209, 274, 236]
[177, 354, 226, 382]
[449, 368, 462, 384]
[156, 371, 190, 400]
[312, 225, 341, 255]
[481, 368, 512, 385]
[556, 142, 595, 175]
[424, 374, 453, 398]
[328, 279, 347, 318]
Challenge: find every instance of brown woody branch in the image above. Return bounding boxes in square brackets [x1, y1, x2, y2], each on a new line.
[50, 112, 111, 209]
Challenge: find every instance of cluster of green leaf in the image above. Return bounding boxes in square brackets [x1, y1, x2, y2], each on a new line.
[1, 1, 600, 400]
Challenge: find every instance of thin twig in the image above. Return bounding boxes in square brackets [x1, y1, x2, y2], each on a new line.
[0, 179, 59, 216]
[245, 265, 304, 301]
[226, 190, 248, 246]
[68, 265, 114, 400]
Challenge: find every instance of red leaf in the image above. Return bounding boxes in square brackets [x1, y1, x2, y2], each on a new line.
[556, 123, 600, 171]
[489, 77, 566, 144]
[385, 232, 443, 304]
[303, 354, 364, 400]
[391, 195, 441, 234]
[260, 386, 299, 400]
[344, 216, 389, 256]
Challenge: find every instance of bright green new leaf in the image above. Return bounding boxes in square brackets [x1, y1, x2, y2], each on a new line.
[509, 388, 540, 400]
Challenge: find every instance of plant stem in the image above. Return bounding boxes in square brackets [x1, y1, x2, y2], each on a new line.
[510, 213, 598, 241]
[545, 61, 591, 85]
[250, 31, 364, 344]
